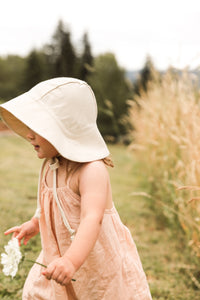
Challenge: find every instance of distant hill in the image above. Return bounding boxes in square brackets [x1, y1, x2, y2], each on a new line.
[126, 70, 140, 82]
[126, 68, 200, 86]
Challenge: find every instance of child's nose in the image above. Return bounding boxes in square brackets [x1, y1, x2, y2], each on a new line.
[26, 129, 35, 141]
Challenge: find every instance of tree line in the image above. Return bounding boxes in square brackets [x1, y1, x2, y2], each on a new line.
[0, 20, 157, 141]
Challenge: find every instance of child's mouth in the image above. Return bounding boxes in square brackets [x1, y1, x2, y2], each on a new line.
[34, 145, 40, 151]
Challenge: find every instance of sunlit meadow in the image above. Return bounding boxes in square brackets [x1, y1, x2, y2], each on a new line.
[1, 133, 200, 298]
[129, 69, 200, 258]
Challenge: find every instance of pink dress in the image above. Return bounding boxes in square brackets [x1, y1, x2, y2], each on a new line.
[22, 168, 152, 300]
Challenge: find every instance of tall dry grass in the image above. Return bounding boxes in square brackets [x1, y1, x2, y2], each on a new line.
[129, 69, 200, 256]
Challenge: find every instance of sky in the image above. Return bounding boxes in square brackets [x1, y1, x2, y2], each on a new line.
[0, 0, 200, 71]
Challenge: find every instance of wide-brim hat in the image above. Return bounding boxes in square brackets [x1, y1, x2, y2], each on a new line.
[0, 77, 109, 162]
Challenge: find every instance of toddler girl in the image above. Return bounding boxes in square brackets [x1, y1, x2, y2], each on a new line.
[0, 78, 152, 300]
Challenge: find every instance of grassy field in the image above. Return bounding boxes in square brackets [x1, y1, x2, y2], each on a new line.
[0, 135, 200, 299]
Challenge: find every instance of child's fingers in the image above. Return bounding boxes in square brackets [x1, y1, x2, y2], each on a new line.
[4, 226, 21, 235]
[23, 236, 30, 245]
[4, 226, 24, 246]
[4, 226, 27, 244]
[42, 264, 56, 279]
[15, 230, 27, 243]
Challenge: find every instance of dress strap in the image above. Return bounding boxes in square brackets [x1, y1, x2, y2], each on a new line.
[49, 157, 75, 241]
[33, 157, 75, 241]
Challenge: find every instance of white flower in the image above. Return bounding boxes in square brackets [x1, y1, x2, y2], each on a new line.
[1, 238, 22, 278]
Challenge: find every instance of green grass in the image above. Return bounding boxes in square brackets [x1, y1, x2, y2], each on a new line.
[0, 136, 200, 299]
[0, 136, 41, 298]
[108, 144, 200, 299]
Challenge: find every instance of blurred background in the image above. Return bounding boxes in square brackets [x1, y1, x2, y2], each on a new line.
[0, 0, 200, 141]
[1, 0, 200, 299]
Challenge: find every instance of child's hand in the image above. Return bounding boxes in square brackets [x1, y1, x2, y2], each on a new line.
[42, 256, 76, 286]
[4, 217, 39, 245]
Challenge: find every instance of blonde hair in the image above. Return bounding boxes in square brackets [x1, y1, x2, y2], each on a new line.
[58, 155, 114, 184]
[103, 156, 114, 168]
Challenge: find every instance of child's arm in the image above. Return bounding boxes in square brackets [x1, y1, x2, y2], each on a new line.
[42, 160, 109, 286]
[4, 217, 40, 245]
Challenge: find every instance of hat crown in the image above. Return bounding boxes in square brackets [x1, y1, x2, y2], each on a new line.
[0, 77, 109, 162]
[30, 78, 97, 136]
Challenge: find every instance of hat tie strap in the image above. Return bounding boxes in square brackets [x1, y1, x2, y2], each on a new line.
[34, 158, 47, 219]
[49, 157, 76, 241]
[34, 157, 75, 241]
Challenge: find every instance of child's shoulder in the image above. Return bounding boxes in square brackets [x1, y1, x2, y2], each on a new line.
[78, 160, 110, 195]
[81, 159, 107, 171]
[79, 160, 109, 180]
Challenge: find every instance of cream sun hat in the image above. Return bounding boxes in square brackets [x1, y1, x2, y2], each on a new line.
[0, 77, 109, 162]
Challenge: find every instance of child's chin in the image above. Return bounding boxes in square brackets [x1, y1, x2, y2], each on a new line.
[37, 152, 45, 159]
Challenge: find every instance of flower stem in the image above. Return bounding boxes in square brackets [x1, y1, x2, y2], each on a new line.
[26, 259, 47, 268]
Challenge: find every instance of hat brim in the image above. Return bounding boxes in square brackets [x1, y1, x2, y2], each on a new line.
[0, 92, 109, 162]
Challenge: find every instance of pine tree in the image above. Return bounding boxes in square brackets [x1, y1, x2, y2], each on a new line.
[50, 20, 76, 77]
[134, 55, 159, 97]
[79, 32, 93, 80]
[23, 50, 44, 90]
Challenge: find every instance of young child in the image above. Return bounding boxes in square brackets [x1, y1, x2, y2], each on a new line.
[0, 78, 152, 300]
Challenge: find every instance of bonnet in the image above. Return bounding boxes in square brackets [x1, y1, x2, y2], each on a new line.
[0, 77, 109, 162]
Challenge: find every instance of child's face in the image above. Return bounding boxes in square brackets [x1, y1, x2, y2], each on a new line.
[26, 129, 59, 159]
